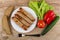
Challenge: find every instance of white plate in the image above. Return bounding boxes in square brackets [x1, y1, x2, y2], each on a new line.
[10, 6, 37, 33]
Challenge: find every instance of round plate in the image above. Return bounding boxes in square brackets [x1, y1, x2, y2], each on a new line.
[10, 6, 37, 33]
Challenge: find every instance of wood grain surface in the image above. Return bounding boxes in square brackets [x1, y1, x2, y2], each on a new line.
[0, 0, 60, 40]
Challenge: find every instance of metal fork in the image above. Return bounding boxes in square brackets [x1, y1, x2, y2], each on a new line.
[18, 34, 41, 37]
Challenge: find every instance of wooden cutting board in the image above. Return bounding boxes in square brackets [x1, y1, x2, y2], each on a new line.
[0, 0, 60, 40]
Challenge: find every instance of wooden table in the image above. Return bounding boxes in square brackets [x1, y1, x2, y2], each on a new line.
[0, 0, 60, 40]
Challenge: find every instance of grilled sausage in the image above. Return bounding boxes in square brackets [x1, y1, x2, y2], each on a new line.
[20, 8, 35, 21]
[15, 14, 30, 27]
[12, 17, 27, 30]
[16, 12, 33, 24]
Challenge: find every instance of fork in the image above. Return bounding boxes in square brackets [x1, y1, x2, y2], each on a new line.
[18, 34, 41, 37]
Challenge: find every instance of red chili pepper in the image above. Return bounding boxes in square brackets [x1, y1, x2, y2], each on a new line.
[44, 10, 56, 24]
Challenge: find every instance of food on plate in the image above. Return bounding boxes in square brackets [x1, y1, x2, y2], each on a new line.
[12, 17, 28, 30]
[15, 14, 30, 27]
[2, 16, 12, 35]
[12, 8, 35, 30]
[4, 5, 14, 17]
[12, 17, 23, 27]
[19, 8, 35, 21]
[41, 16, 59, 35]
[44, 10, 56, 24]
[16, 11, 33, 24]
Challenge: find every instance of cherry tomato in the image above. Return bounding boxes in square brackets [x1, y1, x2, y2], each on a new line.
[37, 20, 46, 28]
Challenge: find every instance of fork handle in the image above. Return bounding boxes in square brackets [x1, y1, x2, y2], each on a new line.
[25, 34, 41, 37]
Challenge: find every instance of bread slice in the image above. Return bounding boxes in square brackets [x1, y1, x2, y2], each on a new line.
[4, 5, 14, 17]
[2, 16, 12, 35]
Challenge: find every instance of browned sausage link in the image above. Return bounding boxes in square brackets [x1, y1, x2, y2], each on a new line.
[16, 12, 33, 24]
[22, 25, 28, 30]
[15, 14, 22, 20]
[15, 14, 30, 27]
[19, 8, 35, 21]
[12, 17, 23, 27]
[12, 17, 27, 30]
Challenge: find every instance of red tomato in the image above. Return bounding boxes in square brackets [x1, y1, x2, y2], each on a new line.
[44, 10, 56, 24]
[37, 20, 46, 28]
